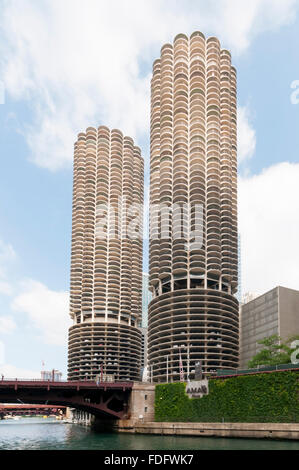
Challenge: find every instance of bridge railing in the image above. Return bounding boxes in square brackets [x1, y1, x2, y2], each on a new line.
[0, 378, 126, 384]
[0, 378, 72, 383]
[1, 378, 48, 382]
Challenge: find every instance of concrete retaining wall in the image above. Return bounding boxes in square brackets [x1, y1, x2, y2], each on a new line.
[117, 420, 299, 440]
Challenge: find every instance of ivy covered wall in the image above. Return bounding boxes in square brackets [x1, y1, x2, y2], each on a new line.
[155, 371, 299, 423]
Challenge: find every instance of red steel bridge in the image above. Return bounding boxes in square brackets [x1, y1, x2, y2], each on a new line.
[0, 404, 66, 419]
[0, 379, 133, 419]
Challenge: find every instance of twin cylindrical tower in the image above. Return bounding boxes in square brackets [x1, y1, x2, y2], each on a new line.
[68, 31, 239, 383]
[148, 32, 239, 382]
[68, 127, 144, 382]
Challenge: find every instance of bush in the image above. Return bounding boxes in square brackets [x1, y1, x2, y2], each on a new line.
[155, 371, 299, 423]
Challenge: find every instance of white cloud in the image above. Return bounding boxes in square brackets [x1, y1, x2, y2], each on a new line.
[0, 0, 298, 170]
[0, 239, 16, 296]
[239, 162, 299, 295]
[205, 0, 298, 52]
[238, 106, 256, 165]
[11, 280, 71, 346]
[0, 316, 16, 334]
[0, 281, 13, 296]
[0, 341, 5, 365]
[0, 362, 40, 380]
[0, 239, 16, 278]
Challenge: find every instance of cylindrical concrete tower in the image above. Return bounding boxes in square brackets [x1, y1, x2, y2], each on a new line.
[148, 32, 239, 382]
[68, 126, 144, 382]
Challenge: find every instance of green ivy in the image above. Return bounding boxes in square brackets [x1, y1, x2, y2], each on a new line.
[155, 371, 299, 423]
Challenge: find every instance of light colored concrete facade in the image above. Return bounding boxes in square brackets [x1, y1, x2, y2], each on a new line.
[117, 421, 299, 440]
[139, 327, 148, 371]
[127, 383, 155, 422]
[148, 32, 239, 382]
[68, 126, 144, 382]
[140, 274, 150, 376]
[240, 286, 299, 368]
[142, 273, 152, 328]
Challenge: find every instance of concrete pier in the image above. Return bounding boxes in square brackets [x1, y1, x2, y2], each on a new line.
[128, 383, 155, 422]
[67, 408, 94, 426]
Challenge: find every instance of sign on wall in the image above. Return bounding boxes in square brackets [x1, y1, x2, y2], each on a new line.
[186, 380, 209, 399]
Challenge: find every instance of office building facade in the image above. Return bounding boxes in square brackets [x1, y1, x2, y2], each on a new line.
[41, 370, 62, 382]
[240, 286, 299, 368]
[148, 31, 239, 382]
[68, 126, 144, 381]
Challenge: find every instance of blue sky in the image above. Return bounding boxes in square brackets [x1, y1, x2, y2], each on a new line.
[0, 0, 299, 378]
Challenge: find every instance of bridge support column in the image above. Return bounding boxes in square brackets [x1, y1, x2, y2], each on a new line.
[68, 408, 94, 426]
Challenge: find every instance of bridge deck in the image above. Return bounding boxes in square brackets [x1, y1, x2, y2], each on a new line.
[0, 380, 134, 391]
[0, 380, 134, 419]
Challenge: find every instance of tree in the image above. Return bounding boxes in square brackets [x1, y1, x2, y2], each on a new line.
[247, 334, 299, 369]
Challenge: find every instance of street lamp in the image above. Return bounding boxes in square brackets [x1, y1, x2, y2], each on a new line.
[186, 344, 192, 382]
[173, 345, 184, 382]
[173, 344, 192, 382]
[166, 355, 169, 383]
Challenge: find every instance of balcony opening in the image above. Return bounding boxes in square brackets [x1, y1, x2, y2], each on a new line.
[162, 282, 171, 294]
[190, 279, 204, 289]
[174, 279, 187, 290]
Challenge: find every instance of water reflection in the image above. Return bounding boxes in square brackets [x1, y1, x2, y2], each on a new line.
[1, 418, 299, 450]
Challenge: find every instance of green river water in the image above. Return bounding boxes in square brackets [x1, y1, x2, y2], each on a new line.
[0, 418, 299, 450]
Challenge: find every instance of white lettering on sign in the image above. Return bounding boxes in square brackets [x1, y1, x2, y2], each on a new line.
[186, 380, 209, 399]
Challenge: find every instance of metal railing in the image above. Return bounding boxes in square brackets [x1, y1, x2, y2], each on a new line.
[0, 378, 114, 383]
[1, 378, 51, 382]
[215, 363, 299, 377]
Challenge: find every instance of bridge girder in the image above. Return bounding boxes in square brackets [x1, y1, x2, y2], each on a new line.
[0, 381, 133, 420]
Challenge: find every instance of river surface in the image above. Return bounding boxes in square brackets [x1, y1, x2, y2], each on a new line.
[0, 418, 299, 450]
